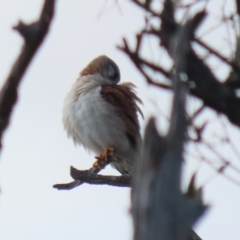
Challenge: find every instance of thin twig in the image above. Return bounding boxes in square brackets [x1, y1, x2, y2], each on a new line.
[219, 116, 240, 161]
[131, 0, 161, 17]
[190, 148, 240, 187]
[117, 37, 171, 89]
[195, 38, 240, 74]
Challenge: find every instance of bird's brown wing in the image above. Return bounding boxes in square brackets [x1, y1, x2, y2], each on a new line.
[100, 82, 143, 148]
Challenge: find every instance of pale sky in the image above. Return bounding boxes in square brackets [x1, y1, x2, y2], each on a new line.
[0, 1, 240, 240]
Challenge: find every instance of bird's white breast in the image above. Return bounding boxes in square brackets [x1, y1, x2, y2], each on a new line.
[62, 76, 130, 155]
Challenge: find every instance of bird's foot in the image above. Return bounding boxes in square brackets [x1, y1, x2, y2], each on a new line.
[93, 147, 115, 169]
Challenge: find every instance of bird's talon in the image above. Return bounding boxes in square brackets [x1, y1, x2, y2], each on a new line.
[93, 160, 102, 169]
[94, 156, 101, 161]
[101, 147, 115, 161]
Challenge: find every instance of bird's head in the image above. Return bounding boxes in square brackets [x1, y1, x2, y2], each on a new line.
[80, 55, 120, 84]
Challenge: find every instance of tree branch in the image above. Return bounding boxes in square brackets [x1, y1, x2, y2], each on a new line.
[131, 4, 206, 239]
[127, 0, 240, 128]
[117, 37, 171, 89]
[70, 166, 131, 187]
[0, 0, 55, 149]
[53, 154, 123, 190]
[160, 2, 240, 128]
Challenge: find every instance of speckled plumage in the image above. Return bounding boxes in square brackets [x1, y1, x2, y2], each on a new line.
[62, 55, 143, 175]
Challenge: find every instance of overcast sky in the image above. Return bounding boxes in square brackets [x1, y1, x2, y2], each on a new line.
[0, 1, 240, 240]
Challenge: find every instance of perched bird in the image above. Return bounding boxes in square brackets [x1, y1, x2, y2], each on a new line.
[62, 55, 143, 175]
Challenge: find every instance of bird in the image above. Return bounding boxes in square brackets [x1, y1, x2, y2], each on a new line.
[62, 55, 143, 175]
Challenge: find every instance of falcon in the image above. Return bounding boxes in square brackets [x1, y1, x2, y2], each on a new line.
[62, 55, 143, 175]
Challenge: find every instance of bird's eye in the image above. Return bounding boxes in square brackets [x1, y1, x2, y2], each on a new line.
[108, 64, 119, 81]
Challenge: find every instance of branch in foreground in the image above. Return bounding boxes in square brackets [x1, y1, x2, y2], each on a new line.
[0, 0, 55, 149]
[117, 37, 172, 90]
[131, 5, 206, 239]
[127, 0, 240, 128]
[160, 3, 240, 128]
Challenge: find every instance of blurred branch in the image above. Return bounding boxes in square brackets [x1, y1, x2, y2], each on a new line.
[188, 229, 203, 240]
[131, 3, 206, 239]
[236, 0, 240, 15]
[195, 39, 240, 74]
[190, 149, 240, 187]
[118, 37, 171, 89]
[131, 0, 160, 17]
[0, 0, 55, 149]
[126, 0, 240, 128]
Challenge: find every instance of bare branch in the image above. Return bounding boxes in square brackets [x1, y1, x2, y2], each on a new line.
[53, 155, 115, 190]
[195, 38, 240, 74]
[124, 0, 240, 129]
[236, 0, 240, 16]
[131, 0, 161, 17]
[159, 4, 240, 128]
[70, 166, 131, 187]
[117, 37, 171, 89]
[0, 0, 55, 149]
